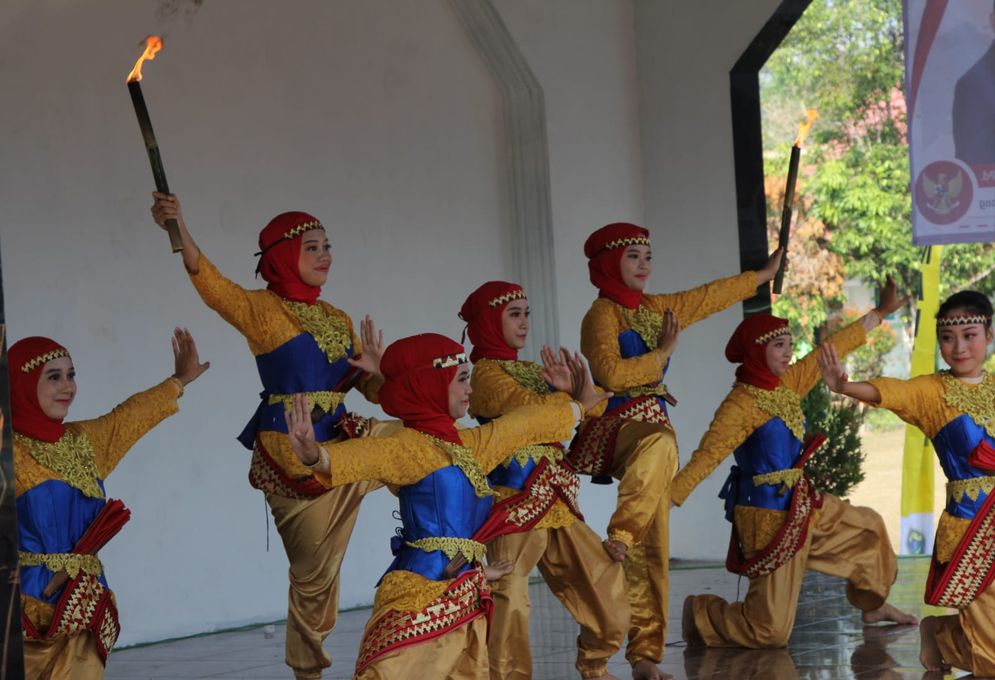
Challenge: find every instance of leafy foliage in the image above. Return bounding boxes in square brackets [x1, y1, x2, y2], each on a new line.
[803, 383, 866, 497]
[761, 0, 995, 339]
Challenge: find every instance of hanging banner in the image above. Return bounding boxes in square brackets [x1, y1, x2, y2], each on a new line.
[899, 246, 942, 555]
[904, 0, 995, 245]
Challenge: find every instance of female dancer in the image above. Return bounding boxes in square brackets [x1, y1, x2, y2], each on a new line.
[574, 221, 782, 679]
[151, 194, 392, 679]
[459, 281, 627, 680]
[672, 280, 915, 649]
[12, 329, 207, 678]
[284, 332, 607, 679]
[819, 290, 995, 675]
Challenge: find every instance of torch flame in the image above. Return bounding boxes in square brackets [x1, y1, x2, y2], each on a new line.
[793, 108, 819, 147]
[126, 35, 164, 83]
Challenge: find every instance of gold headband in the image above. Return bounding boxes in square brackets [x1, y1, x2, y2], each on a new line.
[488, 289, 526, 308]
[21, 349, 71, 373]
[603, 236, 650, 251]
[432, 352, 467, 369]
[284, 220, 324, 239]
[937, 314, 992, 328]
[754, 327, 791, 346]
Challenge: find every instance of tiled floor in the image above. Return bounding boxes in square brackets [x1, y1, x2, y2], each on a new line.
[106, 557, 967, 679]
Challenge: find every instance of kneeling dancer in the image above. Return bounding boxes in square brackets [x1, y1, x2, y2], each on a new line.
[672, 281, 915, 649]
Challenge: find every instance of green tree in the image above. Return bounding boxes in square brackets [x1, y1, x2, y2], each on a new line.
[761, 0, 995, 339]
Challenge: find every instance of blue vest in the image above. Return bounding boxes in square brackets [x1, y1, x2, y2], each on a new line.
[238, 332, 355, 448]
[932, 414, 995, 520]
[386, 466, 494, 581]
[719, 417, 803, 520]
[18, 478, 109, 603]
[600, 329, 670, 416]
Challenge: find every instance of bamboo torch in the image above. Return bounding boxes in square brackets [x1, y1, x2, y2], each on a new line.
[772, 108, 818, 294]
[126, 36, 182, 253]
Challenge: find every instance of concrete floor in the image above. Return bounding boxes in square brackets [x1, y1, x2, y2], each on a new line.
[105, 557, 967, 679]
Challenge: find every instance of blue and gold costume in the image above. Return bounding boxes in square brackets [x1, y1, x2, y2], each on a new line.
[311, 401, 581, 679]
[673, 320, 897, 648]
[577, 261, 756, 666]
[470, 358, 626, 680]
[188, 253, 388, 679]
[16, 377, 182, 675]
[868, 371, 995, 674]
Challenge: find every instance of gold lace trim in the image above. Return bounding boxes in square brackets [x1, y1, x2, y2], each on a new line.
[937, 314, 992, 327]
[426, 435, 494, 498]
[754, 327, 791, 346]
[284, 301, 352, 364]
[947, 475, 995, 503]
[15, 432, 103, 499]
[488, 289, 526, 308]
[740, 384, 806, 441]
[503, 444, 563, 469]
[283, 220, 323, 239]
[603, 236, 650, 251]
[21, 349, 70, 373]
[18, 551, 103, 578]
[496, 360, 549, 395]
[405, 537, 487, 564]
[269, 390, 346, 414]
[941, 371, 995, 439]
[752, 468, 804, 489]
[621, 305, 663, 350]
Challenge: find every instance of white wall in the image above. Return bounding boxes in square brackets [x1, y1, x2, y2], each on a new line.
[0, 0, 649, 644]
[633, 0, 787, 560]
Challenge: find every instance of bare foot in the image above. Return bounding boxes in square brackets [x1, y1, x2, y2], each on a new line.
[918, 616, 947, 672]
[631, 660, 672, 680]
[603, 538, 628, 562]
[862, 602, 918, 626]
[483, 559, 513, 581]
[682, 596, 704, 646]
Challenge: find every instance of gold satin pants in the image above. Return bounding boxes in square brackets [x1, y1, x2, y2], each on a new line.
[690, 493, 897, 648]
[355, 616, 489, 680]
[485, 519, 629, 679]
[934, 582, 995, 675]
[608, 420, 678, 666]
[23, 633, 104, 680]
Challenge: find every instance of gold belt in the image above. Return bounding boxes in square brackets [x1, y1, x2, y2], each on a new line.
[752, 468, 804, 489]
[406, 537, 487, 564]
[268, 390, 346, 414]
[19, 551, 103, 578]
[947, 475, 995, 503]
[623, 383, 677, 406]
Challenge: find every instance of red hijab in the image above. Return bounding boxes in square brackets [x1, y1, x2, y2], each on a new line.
[724, 314, 790, 390]
[8, 337, 72, 442]
[256, 211, 325, 305]
[583, 222, 651, 309]
[459, 281, 526, 363]
[379, 333, 467, 444]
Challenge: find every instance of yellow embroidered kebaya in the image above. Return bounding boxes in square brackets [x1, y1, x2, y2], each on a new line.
[15, 433, 102, 499]
[671, 321, 865, 507]
[740, 384, 806, 442]
[941, 371, 995, 438]
[14, 378, 182, 498]
[284, 301, 353, 365]
[581, 271, 757, 393]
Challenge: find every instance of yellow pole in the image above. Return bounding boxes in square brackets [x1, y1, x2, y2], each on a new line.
[899, 245, 942, 555]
